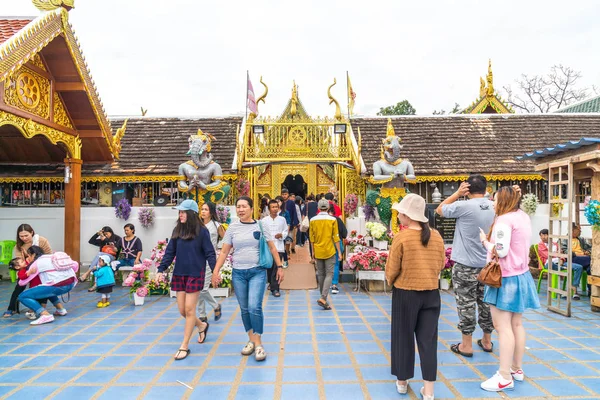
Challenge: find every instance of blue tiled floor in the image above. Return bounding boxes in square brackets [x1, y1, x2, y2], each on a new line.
[1, 278, 599, 399]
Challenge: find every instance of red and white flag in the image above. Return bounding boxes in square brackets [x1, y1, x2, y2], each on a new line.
[247, 73, 258, 115]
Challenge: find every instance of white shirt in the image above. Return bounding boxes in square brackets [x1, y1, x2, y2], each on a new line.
[261, 214, 288, 253]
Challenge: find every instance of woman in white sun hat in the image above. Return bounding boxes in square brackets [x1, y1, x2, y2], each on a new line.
[386, 193, 445, 400]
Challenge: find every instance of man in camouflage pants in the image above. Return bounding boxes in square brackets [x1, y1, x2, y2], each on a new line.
[436, 175, 495, 357]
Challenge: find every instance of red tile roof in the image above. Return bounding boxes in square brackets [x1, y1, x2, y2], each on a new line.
[0, 18, 33, 45]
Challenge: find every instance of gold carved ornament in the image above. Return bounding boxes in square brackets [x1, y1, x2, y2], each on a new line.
[29, 54, 47, 71]
[53, 92, 74, 128]
[0, 110, 81, 159]
[327, 78, 342, 121]
[111, 119, 128, 158]
[413, 174, 543, 182]
[32, 0, 74, 11]
[5, 67, 50, 119]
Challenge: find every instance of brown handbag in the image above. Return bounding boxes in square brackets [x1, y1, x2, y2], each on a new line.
[477, 247, 502, 288]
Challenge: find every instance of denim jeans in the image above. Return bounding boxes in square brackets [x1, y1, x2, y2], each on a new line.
[551, 262, 583, 286]
[113, 258, 135, 271]
[232, 267, 267, 335]
[332, 241, 344, 286]
[18, 284, 75, 316]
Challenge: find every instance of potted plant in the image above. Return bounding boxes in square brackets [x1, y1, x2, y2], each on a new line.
[124, 262, 150, 305]
[147, 273, 169, 295]
[366, 222, 388, 250]
[345, 231, 367, 254]
[346, 249, 388, 291]
[150, 239, 175, 296]
[440, 247, 454, 290]
[134, 286, 148, 305]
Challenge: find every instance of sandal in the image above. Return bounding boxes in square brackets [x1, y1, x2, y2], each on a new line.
[241, 341, 255, 356]
[3, 311, 14, 318]
[214, 305, 222, 321]
[477, 339, 494, 353]
[174, 348, 190, 360]
[197, 321, 209, 343]
[450, 343, 473, 357]
[317, 299, 331, 310]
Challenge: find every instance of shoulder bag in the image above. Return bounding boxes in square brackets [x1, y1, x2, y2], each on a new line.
[477, 247, 502, 288]
[257, 221, 274, 269]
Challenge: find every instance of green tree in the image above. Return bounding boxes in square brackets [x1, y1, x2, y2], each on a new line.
[433, 103, 461, 115]
[377, 100, 416, 116]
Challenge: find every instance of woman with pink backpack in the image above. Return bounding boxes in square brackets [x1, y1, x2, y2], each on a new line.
[17, 246, 78, 325]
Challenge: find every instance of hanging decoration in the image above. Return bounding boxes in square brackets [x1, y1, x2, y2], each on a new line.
[584, 200, 600, 230]
[344, 193, 358, 217]
[138, 207, 155, 228]
[520, 194, 538, 215]
[114, 198, 131, 220]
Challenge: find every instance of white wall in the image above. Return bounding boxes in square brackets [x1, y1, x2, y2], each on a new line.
[0, 206, 236, 263]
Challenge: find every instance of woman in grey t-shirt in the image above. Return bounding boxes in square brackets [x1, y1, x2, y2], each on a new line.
[212, 196, 284, 361]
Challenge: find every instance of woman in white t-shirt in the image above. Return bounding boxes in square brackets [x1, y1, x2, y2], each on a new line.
[199, 202, 225, 322]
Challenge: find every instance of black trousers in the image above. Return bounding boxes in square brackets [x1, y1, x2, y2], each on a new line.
[7, 284, 26, 313]
[268, 252, 286, 292]
[391, 288, 440, 381]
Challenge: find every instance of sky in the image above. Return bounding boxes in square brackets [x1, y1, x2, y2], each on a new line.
[3, 0, 600, 118]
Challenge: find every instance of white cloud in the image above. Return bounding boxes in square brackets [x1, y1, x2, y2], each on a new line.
[3, 0, 599, 117]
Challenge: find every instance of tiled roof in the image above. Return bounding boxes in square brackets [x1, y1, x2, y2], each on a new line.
[351, 115, 600, 175]
[81, 117, 243, 176]
[518, 138, 600, 160]
[555, 95, 600, 113]
[0, 18, 32, 44]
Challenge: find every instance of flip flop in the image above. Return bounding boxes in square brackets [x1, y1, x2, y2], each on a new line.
[450, 343, 473, 357]
[477, 339, 494, 353]
[174, 348, 190, 360]
[198, 321, 210, 343]
[214, 305, 222, 321]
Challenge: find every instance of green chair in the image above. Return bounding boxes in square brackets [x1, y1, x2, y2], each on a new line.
[534, 243, 588, 297]
[0, 240, 17, 283]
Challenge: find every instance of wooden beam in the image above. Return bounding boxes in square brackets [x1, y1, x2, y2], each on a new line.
[55, 82, 85, 92]
[588, 275, 600, 287]
[592, 296, 600, 308]
[64, 158, 82, 264]
[77, 130, 103, 138]
[72, 119, 99, 126]
[0, 103, 78, 136]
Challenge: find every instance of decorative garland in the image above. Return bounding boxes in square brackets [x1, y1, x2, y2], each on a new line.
[521, 193, 538, 215]
[551, 195, 564, 217]
[584, 200, 600, 230]
[216, 204, 231, 224]
[344, 193, 358, 217]
[114, 198, 131, 220]
[138, 207, 155, 228]
[235, 178, 250, 197]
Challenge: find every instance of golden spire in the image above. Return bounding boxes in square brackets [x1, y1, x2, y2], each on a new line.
[327, 78, 342, 121]
[486, 59, 494, 96]
[290, 80, 298, 117]
[111, 119, 128, 159]
[386, 118, 396, 138]
[479, 77, 486, 98]
[32, 0, 74, 11]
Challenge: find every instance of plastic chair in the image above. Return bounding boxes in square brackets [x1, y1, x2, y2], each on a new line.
[534, 243, 588, 297]
[0, 240, 17, 283]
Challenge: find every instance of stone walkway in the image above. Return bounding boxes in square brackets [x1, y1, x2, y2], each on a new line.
[0, 280, 599, 399]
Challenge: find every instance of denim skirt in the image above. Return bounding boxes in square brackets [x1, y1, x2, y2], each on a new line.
[483, 270, 540, 313]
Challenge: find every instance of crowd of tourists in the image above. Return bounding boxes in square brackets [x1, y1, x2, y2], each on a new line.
[5, 174, 586, 398]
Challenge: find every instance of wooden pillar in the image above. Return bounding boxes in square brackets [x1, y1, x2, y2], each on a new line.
[64, 158, 82, 263]
[591, 172, 600, 312]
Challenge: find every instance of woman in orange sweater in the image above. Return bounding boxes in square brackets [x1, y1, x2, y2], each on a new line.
[386, 194, 445, 400]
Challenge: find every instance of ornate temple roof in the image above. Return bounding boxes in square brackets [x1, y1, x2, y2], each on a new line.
[0, 18, 33, 44]
[352, 114, 600, 176]
[462, 60, 513, 114]
[555, 95, 600, 113]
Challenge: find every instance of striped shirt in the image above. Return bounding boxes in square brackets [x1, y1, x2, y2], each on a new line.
[309, 212, 340, 259]
[222, 220, 273, 270]
[385, 229, 445, 290]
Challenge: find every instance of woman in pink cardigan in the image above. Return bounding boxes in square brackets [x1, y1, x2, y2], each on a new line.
[479, 186, 540, 392]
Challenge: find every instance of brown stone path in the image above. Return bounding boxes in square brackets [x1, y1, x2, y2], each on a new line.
[279, 244, 317, 290]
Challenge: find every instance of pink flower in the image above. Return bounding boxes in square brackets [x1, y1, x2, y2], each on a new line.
[123, 276, 135, 286]
[136, 286, 149, 297]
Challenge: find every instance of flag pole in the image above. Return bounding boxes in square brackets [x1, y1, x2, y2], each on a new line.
[245, 70, 249, 121]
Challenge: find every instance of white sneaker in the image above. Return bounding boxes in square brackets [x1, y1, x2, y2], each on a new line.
[25, 311, 37, 320]
[331, 285, 339, 294]
[420, 387, 434, 400]
[510, 368, 524, 382]
[396, 380, 408, 394]
[30, 314, 55, 325]
[54, 308, 67, 316]
[481, 371, 514, 392]
[241, 341, 255, 356]
[282, 261, 289, 269]
[254, 346, 267, 361]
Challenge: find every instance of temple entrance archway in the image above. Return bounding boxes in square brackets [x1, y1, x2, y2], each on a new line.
[282, 174, 307, 200]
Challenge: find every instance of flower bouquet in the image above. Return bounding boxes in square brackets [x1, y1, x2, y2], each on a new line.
[114, 198, 131, 220]
[521, 194, 538, 215]
[124, 260, 151, 305]
[209, 254, 233, 297]
[345, 231, 367, 253]
[366, 222, 387, 240]
[147, 272, 169, 295]
[236, 178, 250, 197]
[138, 207, 155, 228]
[362, 204, 376, 221]
[440, 247, 454, 290]
[216, 204, 231, 225]
[344, 193, 358, 217]
[346, 249, 387, 271]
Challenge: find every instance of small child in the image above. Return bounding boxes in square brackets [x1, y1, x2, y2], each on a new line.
[92, 255, 116, 308]
[3, 258, 27, 317]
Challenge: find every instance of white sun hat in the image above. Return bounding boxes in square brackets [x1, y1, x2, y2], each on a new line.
[391, 193, 429, 223]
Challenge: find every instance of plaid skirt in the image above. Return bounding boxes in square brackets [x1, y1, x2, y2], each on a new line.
[170, 275, 204, 293]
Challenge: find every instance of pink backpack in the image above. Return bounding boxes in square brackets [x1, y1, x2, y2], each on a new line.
[51, 252, 79, 272]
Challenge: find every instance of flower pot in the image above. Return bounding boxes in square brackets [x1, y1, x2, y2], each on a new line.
[149, 289, 169, 296]
[373, 239, 388, 250]
[208, 287, 231, 298]
[440, 278, 451, 290]
[169, 290, 177, 298]
[133, 293, 145, 306]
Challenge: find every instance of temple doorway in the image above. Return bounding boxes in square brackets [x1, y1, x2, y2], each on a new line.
[282, 174, 307, 200]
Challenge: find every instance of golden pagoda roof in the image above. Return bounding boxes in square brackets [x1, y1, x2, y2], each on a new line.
[0, 8, 118, 160]
[462, 60, 513, 114]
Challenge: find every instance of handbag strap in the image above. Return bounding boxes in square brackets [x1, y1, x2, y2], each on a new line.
[491, 246, 499, 261]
